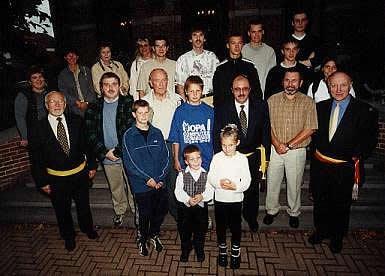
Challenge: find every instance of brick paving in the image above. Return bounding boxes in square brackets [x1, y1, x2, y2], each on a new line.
[1, 224, 384, 275]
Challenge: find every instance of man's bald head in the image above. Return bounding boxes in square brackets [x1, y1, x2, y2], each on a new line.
[328, 71, 352, 102]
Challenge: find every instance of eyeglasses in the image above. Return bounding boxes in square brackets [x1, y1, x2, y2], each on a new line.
[232, 87, 250, 93]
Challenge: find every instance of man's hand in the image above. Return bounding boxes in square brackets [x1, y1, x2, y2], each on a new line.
[138, 90, 146, 99]
[146, 178, 157, 188]
[75, 100, 88, 111]
[41, 185, 51, 195]
[220, 179, 236, 190]
[20, 139, 28, 147]
[88, 169, 96, 179]
[274, 142, 288, 155]
[106, 149, 119, 162]
[173, 159, 182, 172]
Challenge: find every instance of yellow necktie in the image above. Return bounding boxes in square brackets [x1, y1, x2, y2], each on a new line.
[329, 103, 340, 141]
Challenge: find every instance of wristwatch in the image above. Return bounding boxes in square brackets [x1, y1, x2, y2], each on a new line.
[287, 144, 294, 150]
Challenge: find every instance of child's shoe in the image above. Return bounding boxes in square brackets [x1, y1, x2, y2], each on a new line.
[230, 244, 240, 269]
[217, 243, 228, 267]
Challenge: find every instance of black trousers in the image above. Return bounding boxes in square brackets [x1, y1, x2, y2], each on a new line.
[215, 201, 242, 246]
[49, 170, 94, 240]
[177, 203, 208, 252]
[135, 188, 168, 243]
[242, 153, 261, 227]
[311, 158, 354, 241]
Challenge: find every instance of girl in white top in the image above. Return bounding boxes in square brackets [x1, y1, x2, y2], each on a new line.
[208, 124, 251, 269]
[307, 57, 356, 103]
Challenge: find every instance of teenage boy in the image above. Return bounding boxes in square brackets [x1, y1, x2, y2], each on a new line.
[174, 145, 214, 262]
[168, 75, 214, 172]
[122, 99, 170, 256]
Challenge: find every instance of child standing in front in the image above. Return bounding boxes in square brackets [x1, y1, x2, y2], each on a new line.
[122, 99, 170, 257]
[174, 145, 214, 262]
[208, 124, 251, 269]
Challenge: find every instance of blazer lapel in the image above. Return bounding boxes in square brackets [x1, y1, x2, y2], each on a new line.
[329, 98, 354, 143]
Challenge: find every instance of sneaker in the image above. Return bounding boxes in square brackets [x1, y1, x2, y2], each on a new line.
[230, 245, 241, 269]
[113, 214, 124, 227]
[218, 244, 228, 267]
[150, 235, 164, 252]
[139, 242, 148, 256]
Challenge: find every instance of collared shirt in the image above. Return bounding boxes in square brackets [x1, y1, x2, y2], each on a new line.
[331, 94, 351, 126]
[175, 49, 219, 95]
[137, 58, 176, 95]
[142, 91, 182, 138]
[268, 92, 318, 147]
[307, 80, 356, 103]
[48, 114, 71, 148]
[129, 56, 151, 100]
[175, 166, 214, 207]
[234, 99, 249, 122]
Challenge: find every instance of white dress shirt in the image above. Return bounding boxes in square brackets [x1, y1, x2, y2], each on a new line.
[48, 114, 71, 149]
[174, 166, 214, 207]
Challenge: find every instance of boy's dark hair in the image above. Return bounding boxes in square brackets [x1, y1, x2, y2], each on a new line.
[247, 18, 264, 30]
[220, 124, 239, 141]
[99, 72, 120, 92]
[152, 36, 168, 46]
[184, 75, 204, 93]
[281, 37, 299, 49]
[190, 26, 206, 36]
[227, 32, 243, 42]
[27, 65, 45, 79]
[291, 8, 308, 20]
[183, 144, 201, 159]
[132, 99, 150, 112]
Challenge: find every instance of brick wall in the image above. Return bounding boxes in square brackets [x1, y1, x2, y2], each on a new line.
[0, 128, 31, 191]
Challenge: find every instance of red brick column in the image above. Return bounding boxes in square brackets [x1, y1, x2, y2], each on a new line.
[0, 128, 31, 191]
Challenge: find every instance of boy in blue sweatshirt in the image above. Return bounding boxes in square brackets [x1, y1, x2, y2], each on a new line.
[122, 99, 170, 256]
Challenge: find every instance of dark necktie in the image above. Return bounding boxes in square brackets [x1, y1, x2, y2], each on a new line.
[239, 105, 247, 136]
[57, 117, 70, 155]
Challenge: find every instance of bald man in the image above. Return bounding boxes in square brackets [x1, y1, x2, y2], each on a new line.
[309, 71, 378, 253]
[29, 91, 98, 251]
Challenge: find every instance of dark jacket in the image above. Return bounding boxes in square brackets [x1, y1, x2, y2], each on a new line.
[122, 124, 170, 194]
[28, 114, 97, 188]
[313, 97, 378, 161]
[214, 97, 271, 161]
[58, 65, 96, 117]
[213, 56, 262, 107]
[84, 95, 134, 161]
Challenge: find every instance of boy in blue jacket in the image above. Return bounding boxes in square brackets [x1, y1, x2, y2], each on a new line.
[122, 99, 170, 256]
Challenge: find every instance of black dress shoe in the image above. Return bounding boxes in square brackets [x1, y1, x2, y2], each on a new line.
[308, 232, 324, 245]
[329, 238, 343, 253]
[249, 222, 259, 233]
[87, 230, 99, 240]
[289, 216, 299, 228]
[180, 246, 192, 262]
[196, 251, 205, 262]
[263, 213, 278, 225]
[65, 239, 76, 251]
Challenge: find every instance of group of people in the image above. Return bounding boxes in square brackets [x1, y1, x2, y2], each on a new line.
[14, 9, 379, 270]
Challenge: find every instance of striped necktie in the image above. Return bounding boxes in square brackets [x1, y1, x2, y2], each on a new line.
[239, 105, 247, 136]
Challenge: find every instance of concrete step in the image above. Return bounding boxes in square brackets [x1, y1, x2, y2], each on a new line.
[1, 181, 384, 230]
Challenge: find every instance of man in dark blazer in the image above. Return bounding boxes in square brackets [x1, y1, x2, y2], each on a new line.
[309, 71, 378, 253]
[29, 91, 98, 252]
[214, 74, 271, 232]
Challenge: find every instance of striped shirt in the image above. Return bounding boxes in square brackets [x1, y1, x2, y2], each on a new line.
[268, 92, 317, 148]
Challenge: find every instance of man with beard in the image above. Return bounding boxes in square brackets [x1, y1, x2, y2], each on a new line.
[175, 27, 219, 104]
[263, 68, 317, 228]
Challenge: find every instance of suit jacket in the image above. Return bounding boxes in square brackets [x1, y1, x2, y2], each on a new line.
[214, 98, 271, 162]
[313, 97, 378, 161]
[29, 114, 97, 188]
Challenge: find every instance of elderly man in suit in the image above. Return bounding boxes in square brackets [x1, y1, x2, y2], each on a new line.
[214, 74, 271, 232]
[309, 71, 378, 253]
[29, 91, 98, 252]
